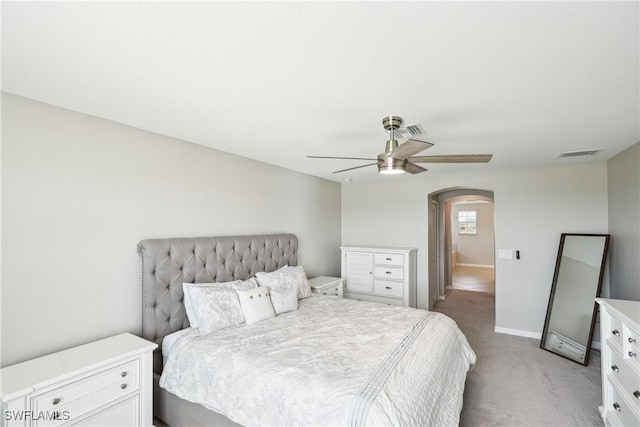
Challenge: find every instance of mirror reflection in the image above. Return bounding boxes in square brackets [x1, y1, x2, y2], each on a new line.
[541, 234, 610, 365]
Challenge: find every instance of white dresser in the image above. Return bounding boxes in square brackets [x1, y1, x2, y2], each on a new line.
[341, 246, 417, 307]
[309, 276, 344, 297]
[0, 333, 157, 427]
[596, 298, 640, 427]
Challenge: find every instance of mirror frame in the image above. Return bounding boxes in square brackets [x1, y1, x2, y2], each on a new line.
[540, 233, 610, 365]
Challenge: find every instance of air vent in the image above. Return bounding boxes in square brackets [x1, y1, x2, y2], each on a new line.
[558, 149, 602, 159]
[396, 124, 426, 138]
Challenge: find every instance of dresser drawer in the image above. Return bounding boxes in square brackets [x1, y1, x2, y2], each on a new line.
[626, 327, 640, 348]
[374, 280, 404, 298]
[345, 291, 403, 306]
[609, 314, 624, 349]
[625, 326, 640, 360]
[374, 266, 403, 280]
[374, 253, 404, 266]
[609, 381, 640, 427]
[31, 359, 139, 426]
[609, 350, 640, 411]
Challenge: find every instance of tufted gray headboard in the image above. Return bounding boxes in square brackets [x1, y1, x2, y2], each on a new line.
[137, 234, 298, 373]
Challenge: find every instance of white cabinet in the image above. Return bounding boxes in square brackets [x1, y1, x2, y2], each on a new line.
[0, 333, 157, 427]
[341, 246, 417, 307]
[596, 298, 640, 427]
[309, 276, 344, 297]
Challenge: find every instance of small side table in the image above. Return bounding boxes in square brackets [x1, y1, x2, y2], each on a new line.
[309, 276, 344, 297]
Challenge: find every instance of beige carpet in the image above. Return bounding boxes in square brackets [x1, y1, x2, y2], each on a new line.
[434, 290, 603, 427]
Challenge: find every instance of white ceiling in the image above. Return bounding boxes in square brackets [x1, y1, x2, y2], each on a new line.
[2, 1, 638, 182]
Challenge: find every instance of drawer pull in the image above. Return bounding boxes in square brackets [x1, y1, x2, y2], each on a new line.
[385, 257, 392, 261]
[385, 286, 392, 290]
[613, 402, 621, 411]
[323, 292, 327, 295]
[629, 351, 637, 358]
[52, 398, 61, 405]
[634, 390, 640, 400]
[612, 329, 620, 336]
[385, 271, 392, 274]
[629, 337, 637, 344]
[121, 384, 127, 390]
[611, 364, 619, 372]
[121, 371, 127, 377]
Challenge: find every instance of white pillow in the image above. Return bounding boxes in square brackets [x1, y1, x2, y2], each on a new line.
[270, 289, 298, 315]
[187, 287, 244, 335]
[183, 279, 257, 329]
[236, 287, 275, 325]
[255, 265, 312, 299]
[183, 280, 240, 328]
[283, 266, 312, 299]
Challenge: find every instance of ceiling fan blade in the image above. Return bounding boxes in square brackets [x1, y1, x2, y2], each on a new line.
[332, 163, 377, 174]
[405, 162, 428, 174]
[409, 154, 493, 163]
[390, 139, 434, 160]
[307, 156, 377, 161]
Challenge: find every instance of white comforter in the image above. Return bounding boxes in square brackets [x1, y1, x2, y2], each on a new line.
[160, 296, 476, 426]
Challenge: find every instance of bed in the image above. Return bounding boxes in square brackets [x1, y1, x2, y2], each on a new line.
[138, 234, 476, 426]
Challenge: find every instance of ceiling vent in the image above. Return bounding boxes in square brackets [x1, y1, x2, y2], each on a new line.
[558, 149, 602, 159]
[395, 124, 426, 138]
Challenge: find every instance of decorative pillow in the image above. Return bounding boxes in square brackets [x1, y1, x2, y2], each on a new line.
[187, 287, 245, 335]
[255, 265, 312, 299]
[236, 287, 275, 325]
[183, 279, 258, 329]
[270, 289, 298, 315]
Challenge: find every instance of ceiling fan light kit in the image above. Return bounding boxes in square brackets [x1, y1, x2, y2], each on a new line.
[378, 155, 406, 174]
[307, 115, 493, 176]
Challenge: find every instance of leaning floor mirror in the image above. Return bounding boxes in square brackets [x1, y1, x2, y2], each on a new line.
[540, 233, 610, 365]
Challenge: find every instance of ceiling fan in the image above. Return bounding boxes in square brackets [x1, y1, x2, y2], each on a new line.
[308, 116, 493, 175]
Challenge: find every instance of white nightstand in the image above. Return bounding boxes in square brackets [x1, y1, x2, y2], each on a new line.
[0, 333, 157, 427]
[309, 276, 344, 297]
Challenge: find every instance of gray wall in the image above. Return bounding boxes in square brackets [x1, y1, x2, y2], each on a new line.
[607, 142, 640, 301]
[1, 93, 342, 367]
[342, 162, 608, 336]
[451, 202, 495, 266]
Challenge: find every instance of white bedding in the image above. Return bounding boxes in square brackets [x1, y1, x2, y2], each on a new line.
[160, 296, 476, 426]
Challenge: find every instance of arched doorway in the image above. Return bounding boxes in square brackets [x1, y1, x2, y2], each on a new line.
[427, 188, 495, 310]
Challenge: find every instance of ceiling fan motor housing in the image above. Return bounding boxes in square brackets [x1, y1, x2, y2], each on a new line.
[382, 116, 403, 131]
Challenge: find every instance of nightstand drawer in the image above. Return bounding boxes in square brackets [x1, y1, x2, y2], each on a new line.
[31, 359, 139, 426]
[374, 253, 404, 266]
[313, 283, 343, 297]
[374, 280, 404, 298]
[374, 266, 403, 280]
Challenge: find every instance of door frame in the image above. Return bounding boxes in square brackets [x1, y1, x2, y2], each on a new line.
[427, 188, 495, 307]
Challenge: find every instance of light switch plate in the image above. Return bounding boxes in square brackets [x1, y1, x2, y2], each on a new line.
[498, 249, 515, 260]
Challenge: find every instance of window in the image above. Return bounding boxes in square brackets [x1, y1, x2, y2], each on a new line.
[458, 210, 477, 235]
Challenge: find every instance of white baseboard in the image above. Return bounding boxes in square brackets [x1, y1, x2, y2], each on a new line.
[494, 326, 541, 339]
[438, 295, 446, 301]
[456, 263, 495, 269]
[591, 340, 601, 350]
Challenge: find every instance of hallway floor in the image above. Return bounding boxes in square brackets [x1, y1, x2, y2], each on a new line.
[451, 266, 495, 294]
